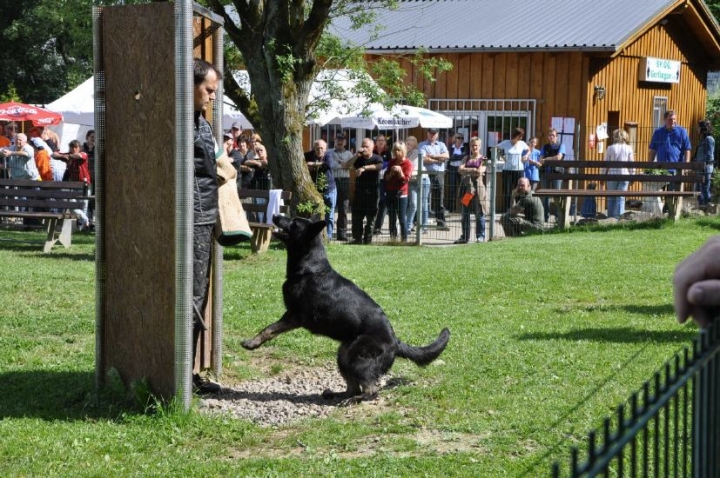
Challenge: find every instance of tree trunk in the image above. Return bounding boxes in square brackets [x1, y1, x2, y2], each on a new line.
[210, 0, 332, 217]
[251, 73, 324, 215]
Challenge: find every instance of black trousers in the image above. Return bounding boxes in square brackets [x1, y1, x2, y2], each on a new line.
[352, 188, 378, 243]
[192, 224, 214, 362]
[429, 173, 446, 225]
[335, 177, 350, 237]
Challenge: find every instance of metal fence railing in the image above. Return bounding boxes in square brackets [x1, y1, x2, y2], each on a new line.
[551, 322, 720, 477]
[344, 124, 711, 245]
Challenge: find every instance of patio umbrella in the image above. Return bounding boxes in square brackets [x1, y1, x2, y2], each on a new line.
[0, 101, 63, 130]
[337, 104, 453, 130]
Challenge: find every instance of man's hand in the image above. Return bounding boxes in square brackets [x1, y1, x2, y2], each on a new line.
[674, 236, 720, 328]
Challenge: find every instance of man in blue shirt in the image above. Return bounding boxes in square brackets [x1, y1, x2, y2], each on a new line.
[648, 109, 691, 191]
[419, 128, 450, 229]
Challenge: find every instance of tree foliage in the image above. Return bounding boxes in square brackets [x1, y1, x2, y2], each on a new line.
[0, 0, 150, 104]
[205, 0, 451, 211]
[706, 0, 720, 21]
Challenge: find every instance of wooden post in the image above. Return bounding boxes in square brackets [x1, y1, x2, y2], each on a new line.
[95, 2, 224, 407]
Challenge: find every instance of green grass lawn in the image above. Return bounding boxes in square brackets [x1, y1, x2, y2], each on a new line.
[0, 217, 718, 476]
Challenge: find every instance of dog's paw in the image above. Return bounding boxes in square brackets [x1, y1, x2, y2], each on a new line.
[241, 339, 258, 350]
[336, 392, 379, 407]
[338, 396, 363, 407]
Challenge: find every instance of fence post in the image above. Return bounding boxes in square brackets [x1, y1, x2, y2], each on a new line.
[416, 151, 424, 245]
[488, 147, 497, 241]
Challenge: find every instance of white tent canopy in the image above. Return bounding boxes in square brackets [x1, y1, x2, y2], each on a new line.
[231, 68, 385, 127]
[47, 76, 95, 126]
[47, 76, 253, 130]
[47, 70, 449, 145]
[333, 104, 453, 130]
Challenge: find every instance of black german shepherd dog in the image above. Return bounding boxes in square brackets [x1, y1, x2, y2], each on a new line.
[241, 215, 450, 404]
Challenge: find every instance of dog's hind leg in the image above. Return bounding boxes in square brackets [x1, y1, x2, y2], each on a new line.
[322, 343, 362, 400]
[327, 338, 394, 405]
[241, 313, 299, 350]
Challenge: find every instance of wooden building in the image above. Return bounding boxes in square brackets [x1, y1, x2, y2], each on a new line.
[332, 0, 720, 159]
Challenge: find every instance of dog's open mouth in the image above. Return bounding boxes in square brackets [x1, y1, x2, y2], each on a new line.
[272, 215, 291, 240]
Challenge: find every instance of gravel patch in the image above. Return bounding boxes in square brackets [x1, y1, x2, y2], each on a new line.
[198, 365, 394, 426]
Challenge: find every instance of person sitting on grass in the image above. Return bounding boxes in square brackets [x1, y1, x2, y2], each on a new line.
[501, 177, 545, 237]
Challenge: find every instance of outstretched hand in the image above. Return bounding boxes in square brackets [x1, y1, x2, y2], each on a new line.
[673, 236, 720, 328]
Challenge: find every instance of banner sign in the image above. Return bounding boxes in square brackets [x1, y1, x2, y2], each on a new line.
[639, 57, 680, 84]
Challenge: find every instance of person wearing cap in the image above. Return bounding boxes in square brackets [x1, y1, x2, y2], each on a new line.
[230, 121, 243, 148]
[418, 128, 449, 229]
[30, 137, 53, 181]
[329, 132, 353, 241]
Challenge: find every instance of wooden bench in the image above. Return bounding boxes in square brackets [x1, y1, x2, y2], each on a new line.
[0, 178, 90, 252]
[535, 160, 704, 228]
[237, 189, 292, 253]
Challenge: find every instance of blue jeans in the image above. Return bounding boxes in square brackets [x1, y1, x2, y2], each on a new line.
[699, 164, 714, 205]
[323, 188, 337, 239]
[254, 197, 267, 223]
[387, 192, 408, 240]
[606, 180, 629, 219]
[540, 177, 563, 222]
[406, 177, 430, 232]
[461, 207, 486, 240]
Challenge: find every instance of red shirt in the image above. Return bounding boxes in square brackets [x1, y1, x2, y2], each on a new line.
[383, 158, 413, 196]
[62, 151, 91, 184]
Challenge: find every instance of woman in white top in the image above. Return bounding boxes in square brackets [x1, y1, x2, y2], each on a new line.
[496, 127, 529, 211]
[603, 128, 634, 219]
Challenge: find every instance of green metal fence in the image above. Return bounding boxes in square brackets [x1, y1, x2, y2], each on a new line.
[552, 322, 720, 477]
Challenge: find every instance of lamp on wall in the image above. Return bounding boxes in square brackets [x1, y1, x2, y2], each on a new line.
[594, 85, 606, 100]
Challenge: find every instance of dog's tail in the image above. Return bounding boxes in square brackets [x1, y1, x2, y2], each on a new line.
[396, 328, 450, 367]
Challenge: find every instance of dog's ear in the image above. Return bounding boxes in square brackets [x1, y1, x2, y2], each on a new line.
[308, 219, 327, 237]
[310, 213, 322, 223]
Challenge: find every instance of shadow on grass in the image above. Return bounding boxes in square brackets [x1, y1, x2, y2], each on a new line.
[517, 326, 697, 344]
[0, 231, 95, 260]
[540, 216, 671, 236]
[554, 303, 676, 316]
[695, 217, 720, 230]
[0, 370, 132, 421]
[222, 241, 287, 261]
[0, 245, 96, 262]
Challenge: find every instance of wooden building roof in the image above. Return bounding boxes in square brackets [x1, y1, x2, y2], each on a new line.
[330, 0, 720, 67]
